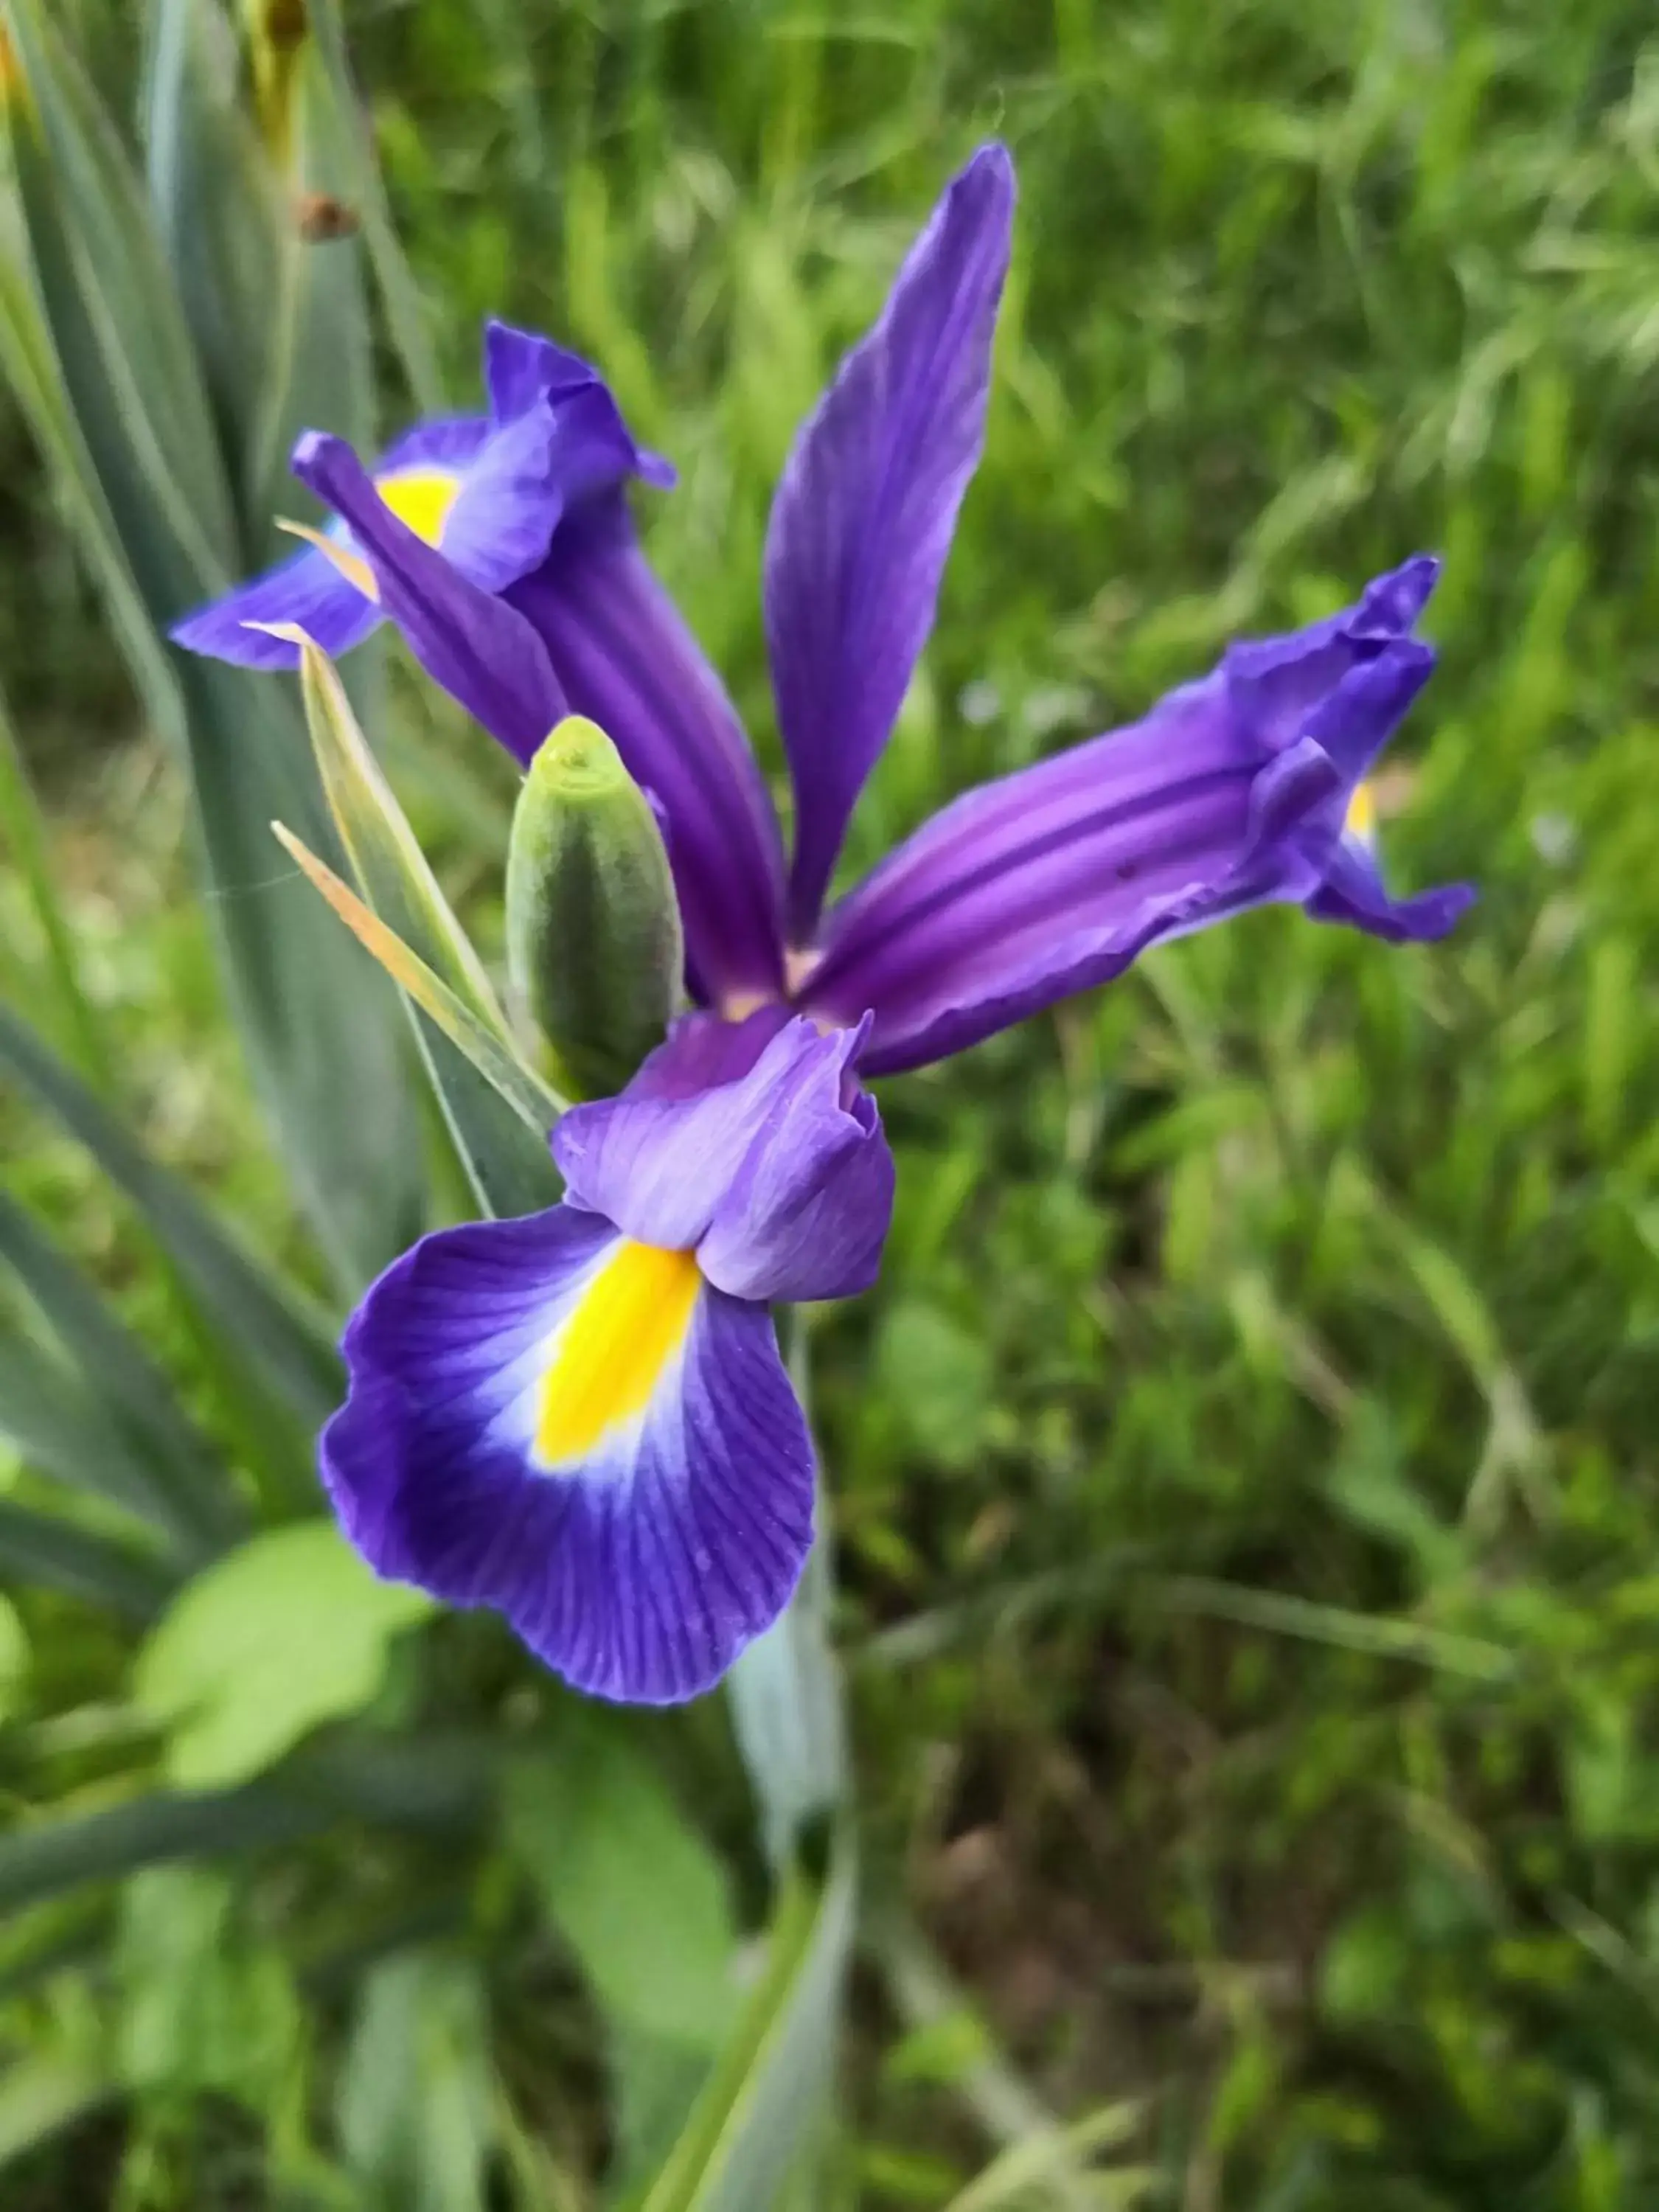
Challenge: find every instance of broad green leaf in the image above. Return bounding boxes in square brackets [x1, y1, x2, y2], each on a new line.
[274, 822, 566, 1141]
[0, 1001, 339, 1434]
[640, 1843, 856, 2212]
[0, 1191, 240, 1554]
[0, 0, 424, 1291]
[508, 1729, 739, 2053]
[0, 1496, 175, 1621]
[133, 1520, 433, 1790]
[291, 631, 561, 1217]
[338, 1951, 495, 2212]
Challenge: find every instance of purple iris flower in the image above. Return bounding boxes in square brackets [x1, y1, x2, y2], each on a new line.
[173, 322, 674, 674]
[323, 1015, 893, 1704]
[173, 142, 1474, 1704]
[176, 140, 1472, 1063]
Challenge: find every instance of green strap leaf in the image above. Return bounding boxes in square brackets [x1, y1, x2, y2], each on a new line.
[3, 0, 238, 580]
[0, 683, 105, 1083]
[728, 1321, 846, 1869]
[640, 1843, 856, 2212]
[0, 1497, 176, 1621]
[0, 0, 425, 1293]
[0, 1192, 241, 1554]
[301, 0, 445, 417]
[0, 1741, 494, 1919]
[0, 1318, 182, 1538]
[0, 1001, 341, 1435]
[0, 1787, 329, 1919]
[291, 630, 562, 1217]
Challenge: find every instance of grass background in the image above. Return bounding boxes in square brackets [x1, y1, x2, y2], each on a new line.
[7, 0, 1659, 2204]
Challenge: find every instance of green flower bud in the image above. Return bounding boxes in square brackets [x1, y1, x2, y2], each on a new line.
[506, 717, 684, 1102]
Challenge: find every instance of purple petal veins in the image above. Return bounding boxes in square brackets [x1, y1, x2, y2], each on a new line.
[765, 144, 1016, 942]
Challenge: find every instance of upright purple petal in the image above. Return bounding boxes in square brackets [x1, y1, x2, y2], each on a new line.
[801, 564, 1465, 1074]
[484, 321, 676, 493]
[293, 431, 566, 762]
[554, 1015, 893, 1304]
[765, 143, 1015, 943]
[508, 499, 788, 1006]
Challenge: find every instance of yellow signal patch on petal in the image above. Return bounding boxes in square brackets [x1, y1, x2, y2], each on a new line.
[1345, 780, 1377, 844]
[535, 1241, 702, 1467]
[376, 466, 464, 548]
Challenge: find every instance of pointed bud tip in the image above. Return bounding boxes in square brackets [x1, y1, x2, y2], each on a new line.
[531, 715, 628, 801]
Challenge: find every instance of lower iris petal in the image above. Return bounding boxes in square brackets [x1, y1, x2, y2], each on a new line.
[321, 1206, 814, 1704]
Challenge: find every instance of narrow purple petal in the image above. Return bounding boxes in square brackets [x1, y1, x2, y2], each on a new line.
[508, 498, 787, 1004]
[170, 545, 381, 671]
[320, 1205, 813, 1704]
[293, 431, 566, 763]
[801, 564, 1465, 1074]
[554, 1014, 893, 1303]
[765, 143, 1015, 943]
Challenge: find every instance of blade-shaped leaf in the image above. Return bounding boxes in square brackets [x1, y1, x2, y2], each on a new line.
[0, 0, 424, 1291]
[273, 823, 566, 1141]
[0, 1001, 340, 1433]
[290, 631, 562, 1217]
[0, 1191, 240, 1554]
[247, 33, 380, 552]
[728, 1321, 847, 1870]
[0, 684, 105, 1083]
[0, 1497, 175, 1621]
[338, 1951, 495, 2212]
[3, 0, 237, 580]
[507, 1728, 738, 2053]
[0, 1318, 181, 1537]
[639, 1843, 855, 2212]
[301, 0, 444, 417]
[0, 1787, 329, 1919]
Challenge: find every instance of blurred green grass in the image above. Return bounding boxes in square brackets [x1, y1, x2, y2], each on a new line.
[7, 0, 1659, 2203]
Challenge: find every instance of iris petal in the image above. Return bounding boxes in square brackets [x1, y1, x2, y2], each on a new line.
[553, 1014, 893, 1304]
[765, 142, 1015, 942]
[170, 545, 381, 672]
[801, 565, 1461, 1074]
[321, 1206, 814, 1705]
[292, 431, 566, 762]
